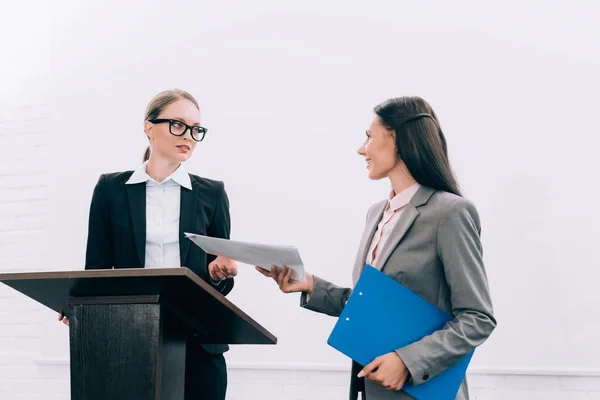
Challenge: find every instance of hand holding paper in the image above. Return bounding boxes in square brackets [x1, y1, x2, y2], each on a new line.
[185, 233, 307, 282]
[255, 265, 314, 294]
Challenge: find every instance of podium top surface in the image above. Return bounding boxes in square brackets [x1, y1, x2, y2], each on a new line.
[0, 268, 276, 345]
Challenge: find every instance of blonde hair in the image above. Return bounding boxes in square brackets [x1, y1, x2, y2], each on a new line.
[143, 89, 199, 162]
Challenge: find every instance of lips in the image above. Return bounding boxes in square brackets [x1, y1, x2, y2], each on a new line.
[177, 144, 190, 151]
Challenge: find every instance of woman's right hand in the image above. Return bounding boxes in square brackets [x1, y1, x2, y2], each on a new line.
[256, 265, 314, 294]
[58, 313, 69, 326]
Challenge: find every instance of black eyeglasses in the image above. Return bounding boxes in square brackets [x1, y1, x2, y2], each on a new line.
[148, 119, 208, 142]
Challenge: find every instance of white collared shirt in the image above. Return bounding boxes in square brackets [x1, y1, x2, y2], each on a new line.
[126, 162, 192, 268]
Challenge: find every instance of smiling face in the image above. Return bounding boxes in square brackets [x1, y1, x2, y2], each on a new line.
[144, 99, 200, 163]
[357, 116, 401, 180]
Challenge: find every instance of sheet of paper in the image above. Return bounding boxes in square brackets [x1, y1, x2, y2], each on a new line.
[184, 233, 306, 281]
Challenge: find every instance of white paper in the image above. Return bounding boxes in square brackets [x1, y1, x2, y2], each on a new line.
[184, 233, 306, 281]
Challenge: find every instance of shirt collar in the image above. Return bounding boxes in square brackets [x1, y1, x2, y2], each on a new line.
[125, 161, 192, 190]
[387, 183, 421, 212]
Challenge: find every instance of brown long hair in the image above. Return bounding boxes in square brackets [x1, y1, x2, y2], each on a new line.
[142, 89, 200, 162]
[374, 96, 461, 196]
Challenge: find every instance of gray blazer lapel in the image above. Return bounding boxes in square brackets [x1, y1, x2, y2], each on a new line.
[352, 201, 386, 283]
[375, 185, 437, 272]
[374, 204, 419, 271]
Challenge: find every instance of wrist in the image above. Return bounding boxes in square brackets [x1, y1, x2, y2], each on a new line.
[305, 273, 314, 295]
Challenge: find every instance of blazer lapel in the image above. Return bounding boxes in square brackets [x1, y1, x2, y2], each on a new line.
[352, 201, 386, 283]
[126, 183, 146, 267]
[374, 205, 419, 271]
[375, 185, 437, 272]
[179, 183, 197, 267]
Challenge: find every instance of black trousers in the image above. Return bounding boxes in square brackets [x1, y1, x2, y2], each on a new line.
[185, 342, 227, 400]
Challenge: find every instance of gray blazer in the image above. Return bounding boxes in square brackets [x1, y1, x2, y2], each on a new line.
[301, 186, 496, 400]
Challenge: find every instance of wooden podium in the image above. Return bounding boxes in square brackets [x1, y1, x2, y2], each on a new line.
[0, 268, 277, 400]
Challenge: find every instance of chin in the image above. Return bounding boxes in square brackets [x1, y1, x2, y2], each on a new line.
[173, 153, 192, 162]
[367, 170, 385, 180]
[369, 176, 386, 181]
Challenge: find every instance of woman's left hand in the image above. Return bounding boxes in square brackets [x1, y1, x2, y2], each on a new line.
[208, 256, 238, 281]
[358, 352, 409, 391]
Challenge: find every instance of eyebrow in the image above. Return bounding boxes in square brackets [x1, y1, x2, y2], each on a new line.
[166, 117, 201, 126]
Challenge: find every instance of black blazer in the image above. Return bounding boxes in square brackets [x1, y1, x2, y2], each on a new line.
[84, 170, 234, 354]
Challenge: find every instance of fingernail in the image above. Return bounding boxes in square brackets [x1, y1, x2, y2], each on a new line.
[357, 371, 365, 378]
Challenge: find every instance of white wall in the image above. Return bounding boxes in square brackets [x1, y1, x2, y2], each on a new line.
[2, 0, 600, 398]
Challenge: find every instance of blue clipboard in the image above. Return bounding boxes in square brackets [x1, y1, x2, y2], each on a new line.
[327, 265, 473, 400]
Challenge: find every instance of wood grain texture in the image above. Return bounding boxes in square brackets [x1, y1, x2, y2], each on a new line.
[69, 303, 163, 400]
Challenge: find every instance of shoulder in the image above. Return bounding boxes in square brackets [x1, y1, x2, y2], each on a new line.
[96, 171, 135, 186]
[366, 199, 387, 219]
[188, 173, 226, 193]
[426, 190, 480, 227]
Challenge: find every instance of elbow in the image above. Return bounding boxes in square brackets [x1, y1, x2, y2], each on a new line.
[455, 308, 497, 345]
[473, 309, 497, 342]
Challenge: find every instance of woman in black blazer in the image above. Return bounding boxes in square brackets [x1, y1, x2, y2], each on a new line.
[60, 89, 237, 400]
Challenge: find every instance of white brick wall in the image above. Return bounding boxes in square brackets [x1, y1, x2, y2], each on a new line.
[25, 360, 600, 399]
[0, 78, 53, 399]
[1, 96, 600, 400]
[2, 82, 600, 399]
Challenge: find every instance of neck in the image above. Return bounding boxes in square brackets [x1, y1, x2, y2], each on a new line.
[388, 165, 417, 196]
[146, 156, 181, 183]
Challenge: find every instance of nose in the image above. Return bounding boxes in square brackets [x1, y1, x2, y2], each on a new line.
[357, 142, 366, 156]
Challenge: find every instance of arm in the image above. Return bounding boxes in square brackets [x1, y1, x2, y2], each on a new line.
[395, 199, 496, 385]
[85, 174, 115, 269]
[300, 276, 351, 317]
[205, 181, 235, 295]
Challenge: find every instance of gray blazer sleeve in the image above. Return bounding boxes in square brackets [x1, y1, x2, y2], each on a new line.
[396, 199, 496, 385]
[300, 276, 352, 317]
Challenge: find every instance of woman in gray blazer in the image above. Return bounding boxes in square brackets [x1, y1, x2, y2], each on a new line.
[257, 96, 496, 400]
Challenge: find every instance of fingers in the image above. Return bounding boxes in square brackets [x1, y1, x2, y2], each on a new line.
[208, 262, 226, 280]
[218, 264, 230, 279]
[209, 257, 238, 280]
[256, 265, 296, 291]
[276, 265, 287, 288]
[382, 378, 404, 391]
[367, 370, 383, 384]
[357, 357, 383, 378]
[58, 314, 69, 326]
[219, 263, 237, 278]
[277, 265, 301, 293]
[227, 264, 238, 277]
[284, 265, 293, 282]
[255, 266, 281, 285]
[211, 264, 227, 281]
[255, 266, 273, 277]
